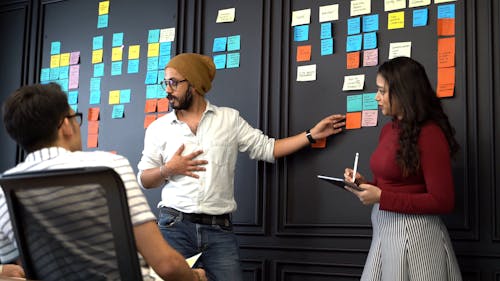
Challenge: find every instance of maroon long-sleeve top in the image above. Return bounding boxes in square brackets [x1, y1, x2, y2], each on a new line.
[370, 121, 455, 214]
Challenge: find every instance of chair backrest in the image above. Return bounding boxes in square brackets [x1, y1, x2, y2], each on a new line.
[0, 167, 143, 281]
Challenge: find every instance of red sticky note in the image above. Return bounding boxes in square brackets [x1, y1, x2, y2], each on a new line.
[145, 99, 157, 113]
[157, 98, 169, 112]
[144, 114, 157, 128]
[87, 134, 98, 148]
[437, 67, 455, 98]
[346, 112, 362, 129]
[87, 120, 99, 134]
[296, 45, 312, 62]
[437, 18, 455, 36]
[437, 37, 455, 68]
[311, 138, 326, 148]
[88, 107, 100, 121]
[346, 52, 360, 69]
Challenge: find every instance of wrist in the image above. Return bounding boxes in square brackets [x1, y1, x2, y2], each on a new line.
[305, 129, 316, 144]
[159, 165, 170, 181]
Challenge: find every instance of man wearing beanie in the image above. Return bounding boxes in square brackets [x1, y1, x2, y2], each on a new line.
[137, 53, 346, 281]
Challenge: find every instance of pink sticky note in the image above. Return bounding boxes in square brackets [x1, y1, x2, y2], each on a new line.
[362, 110, 378, 127]
[68, 65, 80, 89]
[363, 49, 378, 67]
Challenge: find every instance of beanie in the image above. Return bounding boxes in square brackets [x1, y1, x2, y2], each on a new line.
[166, 53, 216, 95]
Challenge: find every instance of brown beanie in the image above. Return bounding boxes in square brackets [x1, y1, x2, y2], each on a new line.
[166, 53, 216, 95]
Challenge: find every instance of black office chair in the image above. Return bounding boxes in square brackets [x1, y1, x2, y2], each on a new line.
[0, 167, 143, 281]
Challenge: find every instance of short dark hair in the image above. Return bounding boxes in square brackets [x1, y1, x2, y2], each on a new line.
[2, 83, 70, 152]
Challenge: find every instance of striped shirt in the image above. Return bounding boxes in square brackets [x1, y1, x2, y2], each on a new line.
[0, 147, 156, 280]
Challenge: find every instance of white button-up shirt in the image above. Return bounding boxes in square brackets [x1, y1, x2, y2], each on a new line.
[137, 101, 275, 215]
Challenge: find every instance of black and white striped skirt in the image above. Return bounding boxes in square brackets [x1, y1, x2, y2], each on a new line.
[361, 204, 462, 281]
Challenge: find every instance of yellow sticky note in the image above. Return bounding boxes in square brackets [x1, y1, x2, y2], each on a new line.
[388, 11, 405, 30]
[112, 47, 123, 61]
[128, 45, 140, 59]
[98, 1, 110, 15]
[109, 90, 120, 104]
[92, 49, 103, 64]
[59, 53, 70, 66]
[50, 54, 61, 68]
[147, 43, 160, 57]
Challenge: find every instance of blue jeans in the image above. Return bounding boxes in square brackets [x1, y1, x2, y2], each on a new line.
[157, 208, 243, 281]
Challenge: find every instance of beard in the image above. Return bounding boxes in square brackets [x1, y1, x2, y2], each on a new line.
[169, 86, 193, 110]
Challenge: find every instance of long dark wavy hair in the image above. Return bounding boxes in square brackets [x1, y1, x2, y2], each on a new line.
[377, 57, 459, 177]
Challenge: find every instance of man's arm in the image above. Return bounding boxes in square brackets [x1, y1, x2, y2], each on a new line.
[0, 264, 25, 278]
[134, 221, 206, 281]
[273, 114, 345, 158]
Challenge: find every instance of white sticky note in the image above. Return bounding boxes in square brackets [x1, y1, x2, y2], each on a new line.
[342, 74, 365, 91]
[384, 0, 406, 11]
[434, 0, 456, 3]
[388, 41, 412, 59]
[160, 28, 176, 42]
[319, 4, 339, 22]
[351, 0, 371, 17]
[216, 8, 236, 23]
[291, 9, 311, 26]
[409, 0, 431, 8]
[296, 64, 316, 82]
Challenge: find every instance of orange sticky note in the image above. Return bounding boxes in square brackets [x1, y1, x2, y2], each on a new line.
[87, 134, 98, 148]
[346, 112, 362, 129]
[437, 67, 455, 98]
[346, 52, 360, 69]
[145, 99, 157, 113]
[144, 114, 157, 128]
[157, 98, 169, 112]
[437, 18, 455, 36]
[88, 120, 99, 134]
[311, 138, 326, 148]
[296, 45, 312, 62]
[437, 37, 455, 68]
[88, 107, 100, 121]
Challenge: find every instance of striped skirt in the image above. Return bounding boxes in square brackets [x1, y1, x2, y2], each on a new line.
[361, 204, 462, 281]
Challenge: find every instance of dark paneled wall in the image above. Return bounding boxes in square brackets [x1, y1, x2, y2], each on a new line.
[0, 0, 498, 280]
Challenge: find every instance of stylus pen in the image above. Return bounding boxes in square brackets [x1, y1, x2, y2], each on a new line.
[352, 152, 359, 183]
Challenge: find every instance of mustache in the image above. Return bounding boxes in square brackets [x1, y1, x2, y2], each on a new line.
[166, 94, 175, 101]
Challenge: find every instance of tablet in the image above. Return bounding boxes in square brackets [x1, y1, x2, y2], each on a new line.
[317, 175, 364, 191]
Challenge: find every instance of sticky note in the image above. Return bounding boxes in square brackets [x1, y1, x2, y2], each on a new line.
[88, 121, 99, 134]
[296, 64, 316, 82]
[413, 8, 428, 27]
[120, 89, 131, 103]
[384, 0, 406, 12]
[362, 93, 378, 110]
[438, 37, 455, 68]
[109, 90, 120, 104]
[213, 37, 227, 52]
[144, 114, 157, 128]
[147, 43, 160, 57]
[297, 45, 312, 62]
[347, 17, 361, 35]
[90, 77, 101, 92]
[145, 71, 158, 84]
[363, 49, 378, 66]
[127, 59, 139, 74]
[88, 107, 100, 121]
[60, 53, 70, 66]
[291, 8, 311, 26]
[363, 14, 379, 32]
[437, 18, 455, 36]
[159, 42, 171, 56]
[70, 52, 80, 65]
[50, 41, 61, 55]
[347, 95, 363, 112]
[342, 74, 365, 91]
[362, 110, 378, 127]
[226, 53, 240, 68]
[87, 134, 98, 148]
[50, 55, 61, 68]
[94, 63, 104, 77]
[157, 98, 169, 112]
[68, 65, 79, 90]
[320, 23, 332, 39]
[321, 38, 334, 56]
[59, 66, 69, 79]
[213, 54, 226, 69]
[112, 47, 123, 61]
[148, 29, 160, 43]
[67, 90, 78, 105]
[388, 11, 405, 29]
[97, 14, 108, 29]
[112, 105, 125, 119]
[409, 0, 430, 8]
[98, 1, 109, 15]
[346, 112, 362, 129]
[128, 45, 140, 59]
[147, 57, 159, 71]
[437, 4, 455, 19]
[111, 61, 122, 76]
[311, 137, 327, 148]
[145, 99, 157, 113]
[159, 55, 170, 69]
[146, 85, 159, 99]
[437, 67, 455, 98]
[157, 70, 165, 85]
[363, 32, 377, 50]
[216, 7, 236, 23]
[319, 4, 339, 22]
[93, 36, 103, 50]
[294, 25, 309, 42]
[159, 28, 175, 42]
[92, 49, 103, 64]
[388, 41, 411, 59]
[89, 91, 101, 105]
[346, 34, 362, 52]
[49, 67, 60, 80]
[40, 68, 50, 81]
[227, 35, 241, 51]
[351, 0, 371, 17]
[346, 52, 360, 69]
[112, 33, 124, 47]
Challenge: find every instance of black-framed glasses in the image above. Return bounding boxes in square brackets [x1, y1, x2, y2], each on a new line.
[160, 78, 188, 91]
[58, 112, 83, 128]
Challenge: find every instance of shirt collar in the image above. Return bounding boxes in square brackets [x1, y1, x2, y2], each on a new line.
[165, 100, 216, 125]
[24, 147, 71, 162]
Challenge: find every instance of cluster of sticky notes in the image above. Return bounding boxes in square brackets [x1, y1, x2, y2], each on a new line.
[87, 107, 100, 148]
[90, 34, 105, 109]
[97, 1, 109, 29]
[346, 93, 378, 129]
[144, 28, 173, 98]
[143, 98, 170, 128]
[320, 22, 333, 56]
[110, 33, 124, 76]
[346, 14, 379, 69]
[40, 41, 81, 112]
[108, 89, 131, 119]
[436, 3, 456, 98]
[292, 8, 315, 82]
[212, 35, 241, 70]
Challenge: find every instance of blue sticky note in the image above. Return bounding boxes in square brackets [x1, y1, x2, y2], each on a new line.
[213, 54, 226, 69]
[347, 17, 361, 35]
[159, 42, 171, 56]
[226, 53, 240, 68]
[363, 14, 379, 32]
[413, 8, 428, 27]
[158, 55, 170, 69]
[112, 105, 125, 119]
[93, 63, 105, 77]
[145, 71, 157, 84]
[148, 29, 160, 43]
[59, 66, 69, 79]
[49, 67, 60, 80]
[362, 93, 378, 110]
[50, 41, 61, 55]
[67, 90, 79, 105]
[90, 77, 101, 92]
[40, 68, 50, 81]
[112, 33, 124, 47]
[157, 85, 167, 98]
[346, 35, 363, 52]
[93, 36, 103, 50]
[321, 38, 334, 56]
[147, 57, 159, 71]
[320, 23, 332, 39]
[120, 89, 131, 103]
[227, 35, 241, 51]
[363, 32, 377, 50]
[57, 79, 69, 92]
[89, 90, 101, 105]
[146, 85, 158, 99]
[213, 37, 227, 52]
[127, 59, 139, 74]
[70, 104, 78, 113]
[111, 61, 122, 76]
[97, 14, 108, 29]
[294, 25, 309, 42]
[347, 95, 363, 112]
[157, 70, 165, 84]
[438, 4, 455, 19]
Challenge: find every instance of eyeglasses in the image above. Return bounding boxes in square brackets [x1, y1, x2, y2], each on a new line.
[160, 78, 188, 91]
[58, 112, 83, 128]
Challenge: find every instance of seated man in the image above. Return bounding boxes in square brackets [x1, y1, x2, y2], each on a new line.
[0, 195, 25, 279]
[1, 83, 206, 281]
